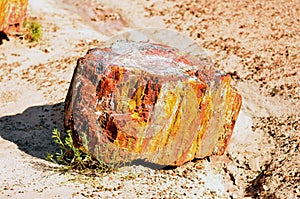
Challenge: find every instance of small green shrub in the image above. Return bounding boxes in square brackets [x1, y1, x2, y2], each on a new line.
[47, 129, 114, 173]
[23, 20, 42, 42]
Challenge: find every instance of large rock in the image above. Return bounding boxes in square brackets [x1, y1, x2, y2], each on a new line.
[0, 0, 28, 34]
[64, 40, 242, 166]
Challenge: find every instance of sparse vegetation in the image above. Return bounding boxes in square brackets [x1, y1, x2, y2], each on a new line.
[23, 20, 42, 42]
[47, 129, 114, 173]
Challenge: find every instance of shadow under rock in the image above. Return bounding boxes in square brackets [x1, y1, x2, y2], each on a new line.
[0, 102, 65, 159]
[129, 159, 172, 170]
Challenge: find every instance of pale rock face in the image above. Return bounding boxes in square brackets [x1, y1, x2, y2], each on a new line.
[64, 40, 242, 167]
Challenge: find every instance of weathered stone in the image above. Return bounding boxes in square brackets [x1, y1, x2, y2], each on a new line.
[64, 40, 242, 166]
[0, 0, 28, 34]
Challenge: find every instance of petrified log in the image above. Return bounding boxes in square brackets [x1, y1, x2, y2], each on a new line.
[64, 40, 242, 166]
[0, 0, 28, 34]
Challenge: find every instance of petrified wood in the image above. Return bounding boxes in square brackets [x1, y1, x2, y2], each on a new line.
[0, 0, 28, 34]
[64, 40, 242, 166]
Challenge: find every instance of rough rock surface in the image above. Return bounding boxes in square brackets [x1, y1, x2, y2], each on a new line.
[0, 0, 28, 34]
[64, 40, 242, 166]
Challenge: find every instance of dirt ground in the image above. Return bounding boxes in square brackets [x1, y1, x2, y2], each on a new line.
[0, 0, 299, 198]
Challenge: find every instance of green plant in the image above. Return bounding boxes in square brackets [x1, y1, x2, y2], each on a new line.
[23, 20, 42, 42]
[47, 129, 114, 173]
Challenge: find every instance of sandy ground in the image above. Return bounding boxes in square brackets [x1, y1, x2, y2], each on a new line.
[0, 0, 299, 198]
